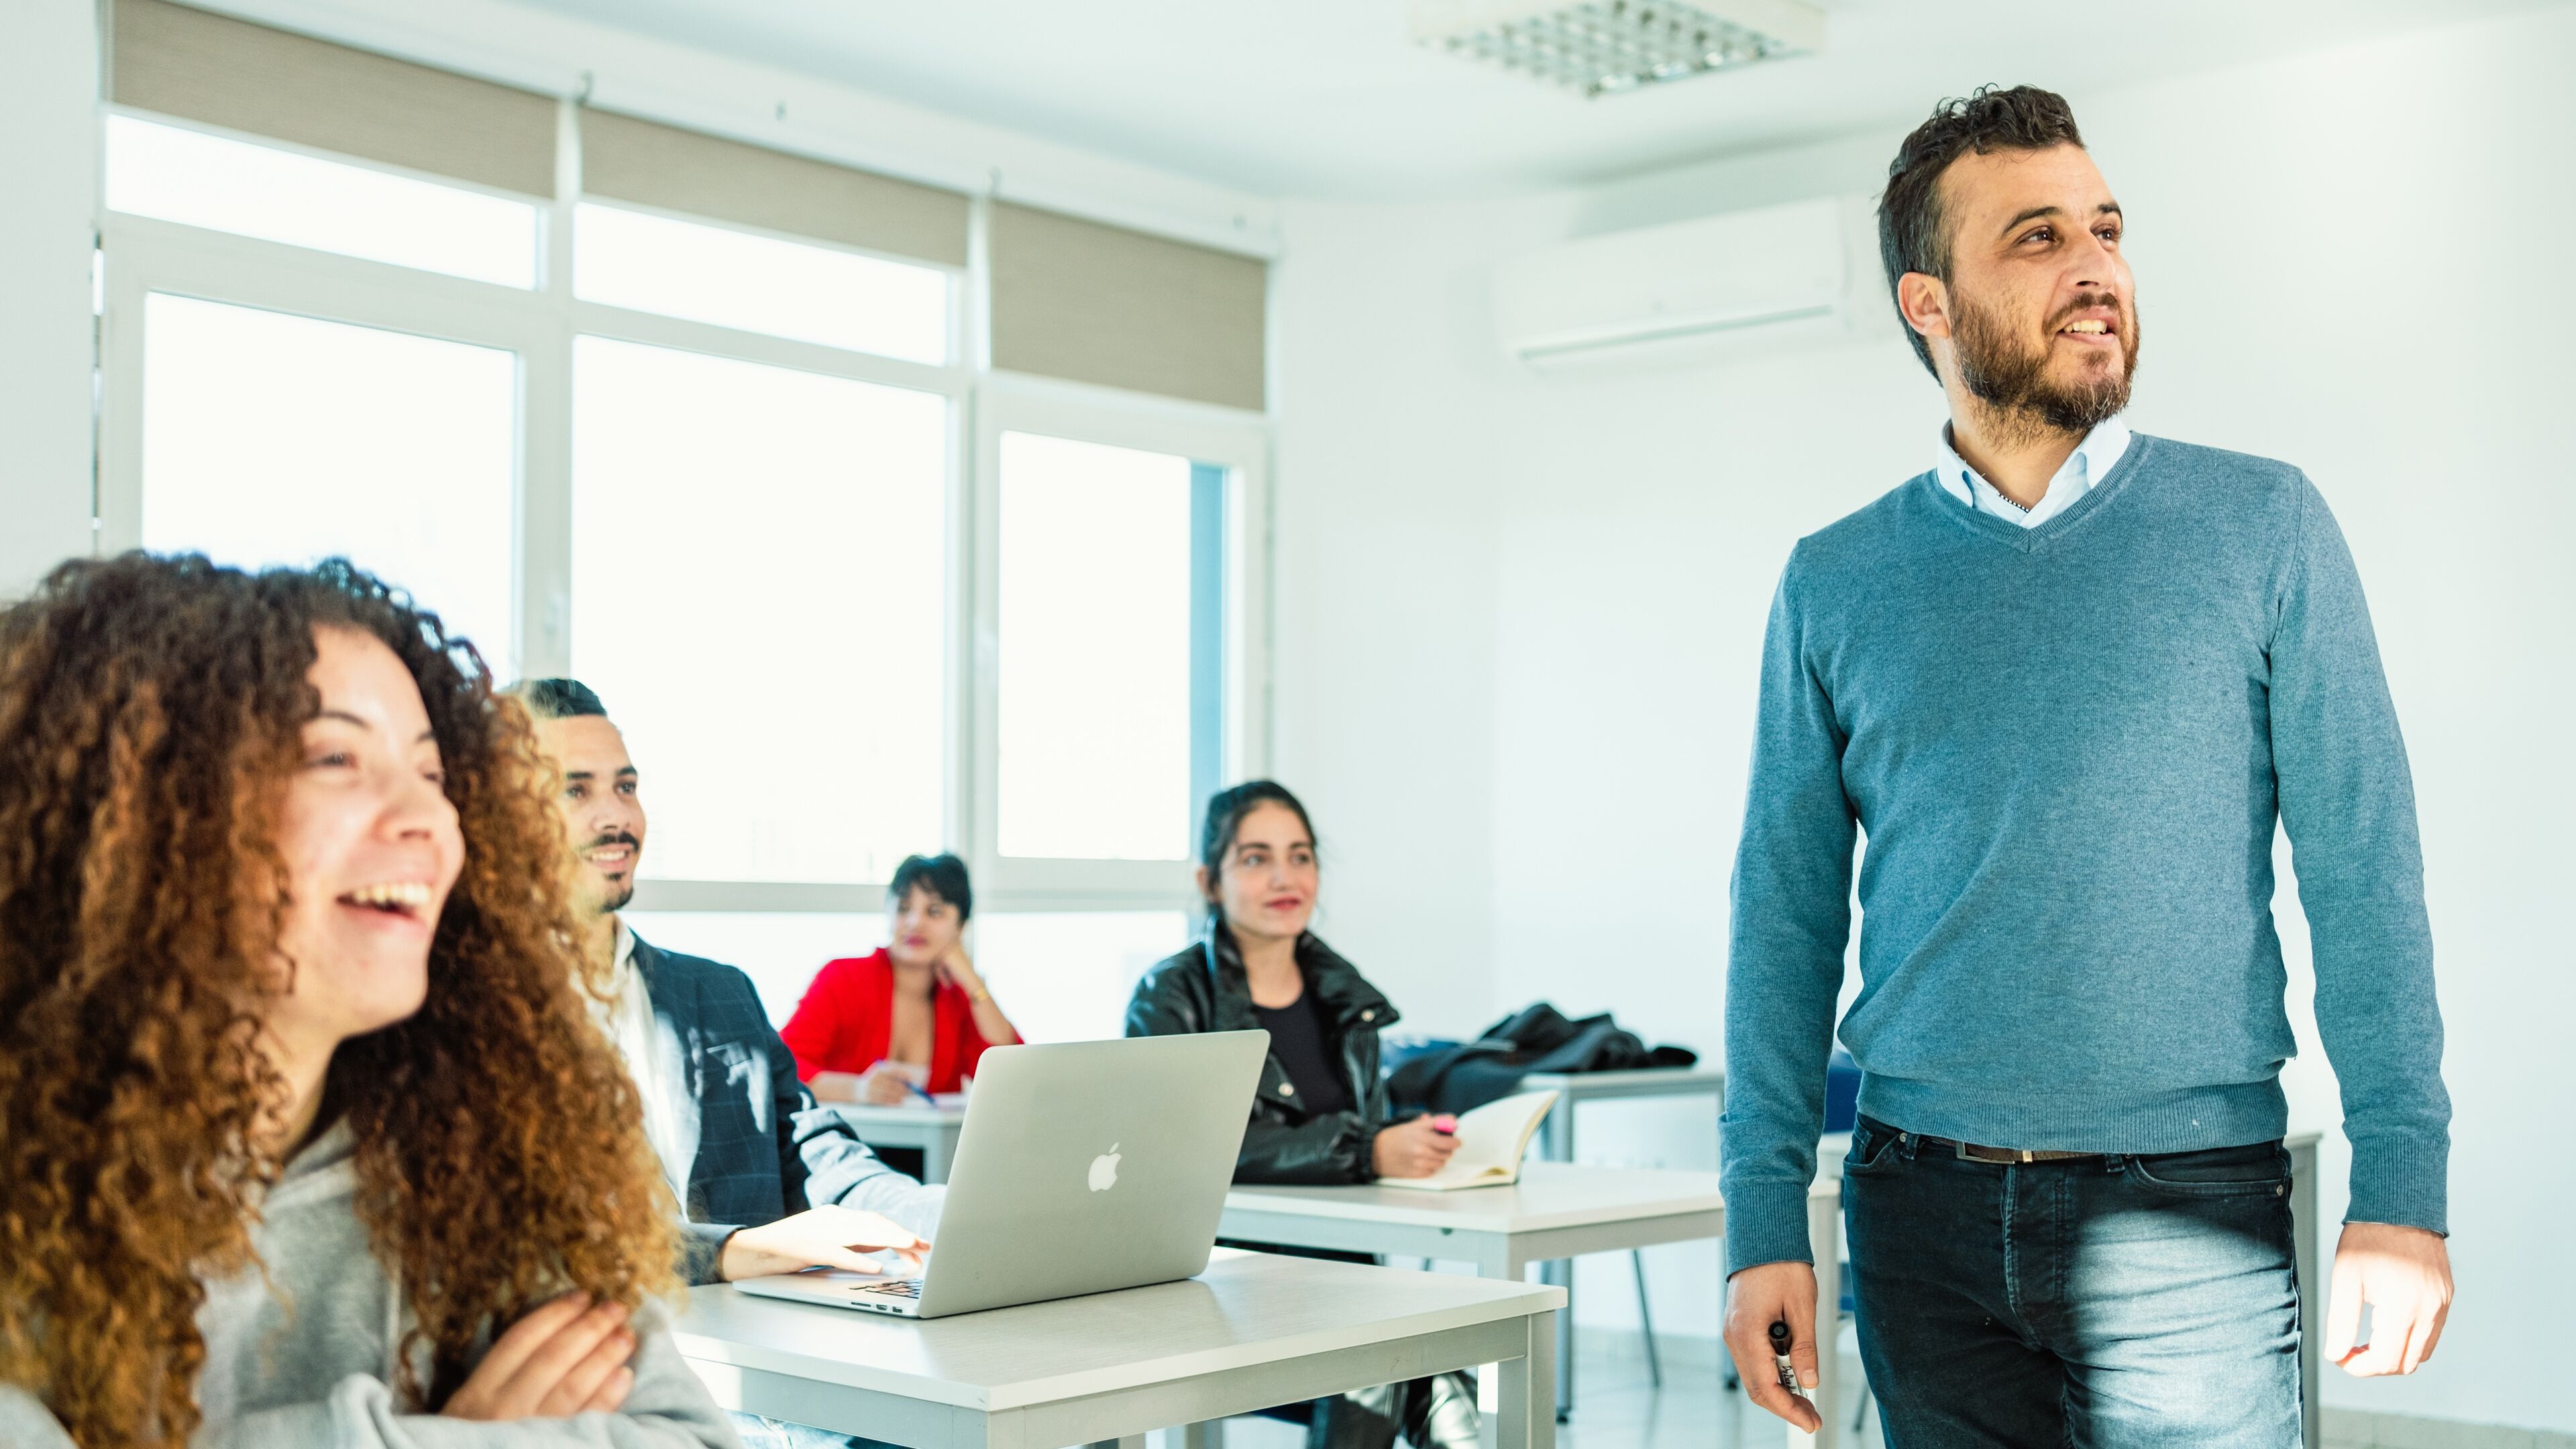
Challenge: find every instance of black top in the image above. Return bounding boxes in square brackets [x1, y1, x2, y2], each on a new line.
[1252, 989, 1353, 1118]
[1125, 926, 1398, 1185]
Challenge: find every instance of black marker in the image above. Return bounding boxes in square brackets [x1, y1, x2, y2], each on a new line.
[1768, 1320, 1806, 1399]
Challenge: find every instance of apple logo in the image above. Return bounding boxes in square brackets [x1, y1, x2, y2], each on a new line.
[1087, 1144, 1122, 1193]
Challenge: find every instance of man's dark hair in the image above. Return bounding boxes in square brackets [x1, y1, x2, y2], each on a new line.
[511, 677, 608, 722]
[888, 853, 973, 922]
[1879, 85, 2086, 378]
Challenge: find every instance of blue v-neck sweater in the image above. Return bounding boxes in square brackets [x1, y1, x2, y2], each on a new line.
[1720, 433, 2449, 1271]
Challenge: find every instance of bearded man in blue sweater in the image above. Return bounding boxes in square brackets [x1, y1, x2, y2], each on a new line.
[1718, 87, 2454, 1447]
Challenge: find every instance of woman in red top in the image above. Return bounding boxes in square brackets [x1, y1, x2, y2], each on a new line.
[783, 854, 1020, 1103]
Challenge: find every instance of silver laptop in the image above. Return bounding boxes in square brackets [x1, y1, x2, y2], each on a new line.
[731, 1030, 1266, 1319]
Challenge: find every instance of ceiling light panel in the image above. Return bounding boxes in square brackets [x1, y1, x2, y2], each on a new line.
[1413, 0, 1824, 98]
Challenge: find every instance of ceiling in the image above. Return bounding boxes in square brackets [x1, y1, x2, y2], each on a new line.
[499, 0, 2569, 199]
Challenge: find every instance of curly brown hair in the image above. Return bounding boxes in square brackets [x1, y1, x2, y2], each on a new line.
[0, 553, 678, 1448]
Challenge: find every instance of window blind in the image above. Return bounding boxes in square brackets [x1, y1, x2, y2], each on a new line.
[110, 0, 557, 197]
[580, 109, 971, 270]
[989, 203, 1267, 412]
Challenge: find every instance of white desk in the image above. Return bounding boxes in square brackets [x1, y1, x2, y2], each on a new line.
[833, 1102, 969, 1183]
[1517, 1066, 1726, 1409]
[673, 1248, 1565, 1449]
[2285, 1132, 2320, 1449]
[1220, 1163, 1851, 1449]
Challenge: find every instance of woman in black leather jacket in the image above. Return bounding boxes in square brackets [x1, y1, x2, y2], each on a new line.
[1126, 780, 1474, 1449]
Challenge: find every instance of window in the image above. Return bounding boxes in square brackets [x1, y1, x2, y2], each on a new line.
[619, 908, 1191, 1044]
[621, 911, 887, 1028]
[574, 203, 950, 363]
[105, 115, 539, 288]
[136, 293, 519, 662]
[97, 83, 1269, 989]
[975, 910, 1192, 1043]
[569, 337, 949, 885]
[996, 432, 1197, 861]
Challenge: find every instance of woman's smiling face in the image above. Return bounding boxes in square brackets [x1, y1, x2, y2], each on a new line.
[1212, 801, 1318, 946]
[263, 627, 465, 1057]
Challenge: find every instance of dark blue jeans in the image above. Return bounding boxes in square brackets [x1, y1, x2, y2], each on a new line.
[1842, 1115, 2302, 1449]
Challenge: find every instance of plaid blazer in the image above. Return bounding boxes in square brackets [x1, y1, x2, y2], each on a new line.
[630, 931, 927, 1284]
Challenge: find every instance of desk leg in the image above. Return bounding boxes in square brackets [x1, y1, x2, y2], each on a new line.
[2291, 1140, 2320, 1449]
[922, 1128, 957, 1186]
[1536, 1099, 1575, 1419]
[1477, 1244, 1516, 1418]
[1797, 1185, 1841, 1449]
[1497, 1309, 1556, 1449]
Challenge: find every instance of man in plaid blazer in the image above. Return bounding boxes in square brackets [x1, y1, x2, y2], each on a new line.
[513, 678, 939, 1288]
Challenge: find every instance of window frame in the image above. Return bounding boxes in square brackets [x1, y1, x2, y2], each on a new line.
[93, 100, 1271, 925]
[971, 370, 1272, 914]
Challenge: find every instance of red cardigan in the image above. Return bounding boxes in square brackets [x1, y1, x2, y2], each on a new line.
[780, 948, 1016, 1093]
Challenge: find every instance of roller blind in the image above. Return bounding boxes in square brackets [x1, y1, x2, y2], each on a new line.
[110, 0, 557, 197]
[580, 110, 971, 270]
[989, 203, 1267, 412]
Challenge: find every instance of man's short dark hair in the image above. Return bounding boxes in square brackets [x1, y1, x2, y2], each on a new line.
[1879, 85, 2086, 378]
[888, 853, 972, 923]
[511, 677, 608, 722]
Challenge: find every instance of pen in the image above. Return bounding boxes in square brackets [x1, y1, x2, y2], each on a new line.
[1768, 1321, 1806, 1399]
[904, 1079, 938, 1106]
[1430, 1114, 1458, 1136]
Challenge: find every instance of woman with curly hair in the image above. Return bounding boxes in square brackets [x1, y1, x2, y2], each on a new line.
[0, 553, 737, 1448]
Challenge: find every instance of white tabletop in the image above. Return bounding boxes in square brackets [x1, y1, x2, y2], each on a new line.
[1517, 1067, 1726, 1094]
[828, 1101, 969, 1128]
[672, 1248, 1564, 1413]
[1222, 1162, 1762, 1234]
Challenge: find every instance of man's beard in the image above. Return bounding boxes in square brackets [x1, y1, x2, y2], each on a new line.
[586, 831, 639, 915]
[1951, 286, 2139, 443]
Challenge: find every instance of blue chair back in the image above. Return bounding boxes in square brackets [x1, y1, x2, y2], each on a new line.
[1823, 1049, 1862, 1134]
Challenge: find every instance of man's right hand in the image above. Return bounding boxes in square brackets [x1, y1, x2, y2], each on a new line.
[441, 1293, 635, 1421]
[1723, 1260, 1823, 1435]
[1371, 1115, 1462, 1179]
[718, 1205, 929, 1281]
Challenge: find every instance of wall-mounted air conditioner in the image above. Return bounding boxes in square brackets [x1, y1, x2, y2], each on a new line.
[1491, 194, 1892, 369]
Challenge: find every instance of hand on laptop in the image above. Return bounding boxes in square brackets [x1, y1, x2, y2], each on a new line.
[718, 1206, 930, 1282]
[1373, 1114, 1463, 1179]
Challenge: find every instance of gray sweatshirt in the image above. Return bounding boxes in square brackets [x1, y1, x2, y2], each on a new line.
[0, 1120, 741, 1448]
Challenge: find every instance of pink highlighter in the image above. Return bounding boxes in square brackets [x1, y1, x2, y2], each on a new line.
[1431, 1114, 1458, 1136]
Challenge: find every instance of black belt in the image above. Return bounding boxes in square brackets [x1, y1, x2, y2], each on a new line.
[1913, 1134, 2100, 1165]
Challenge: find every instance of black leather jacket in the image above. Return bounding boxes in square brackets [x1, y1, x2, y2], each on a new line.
[1125, 924, 1399, 1185]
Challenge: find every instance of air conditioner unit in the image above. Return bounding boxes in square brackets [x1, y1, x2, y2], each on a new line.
[1491, 194, 1891, 368]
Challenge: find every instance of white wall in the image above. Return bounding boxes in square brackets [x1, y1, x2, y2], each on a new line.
[1267, 194, 1570, 1038]
[1272, 5, 2576, 1432]
[0, 0, 101, 601]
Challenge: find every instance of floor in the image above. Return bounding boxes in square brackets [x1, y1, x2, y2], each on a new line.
[1197, 1331, 2571, 1449]
[1206, 1326, 1886, 1449]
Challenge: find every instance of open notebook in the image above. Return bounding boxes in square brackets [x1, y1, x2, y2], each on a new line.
[1379, 1089, 1561, 1191]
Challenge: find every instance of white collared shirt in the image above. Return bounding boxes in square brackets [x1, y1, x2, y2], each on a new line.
[589, 919, 702, 1202]
[1934, 417, 2132, 529]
